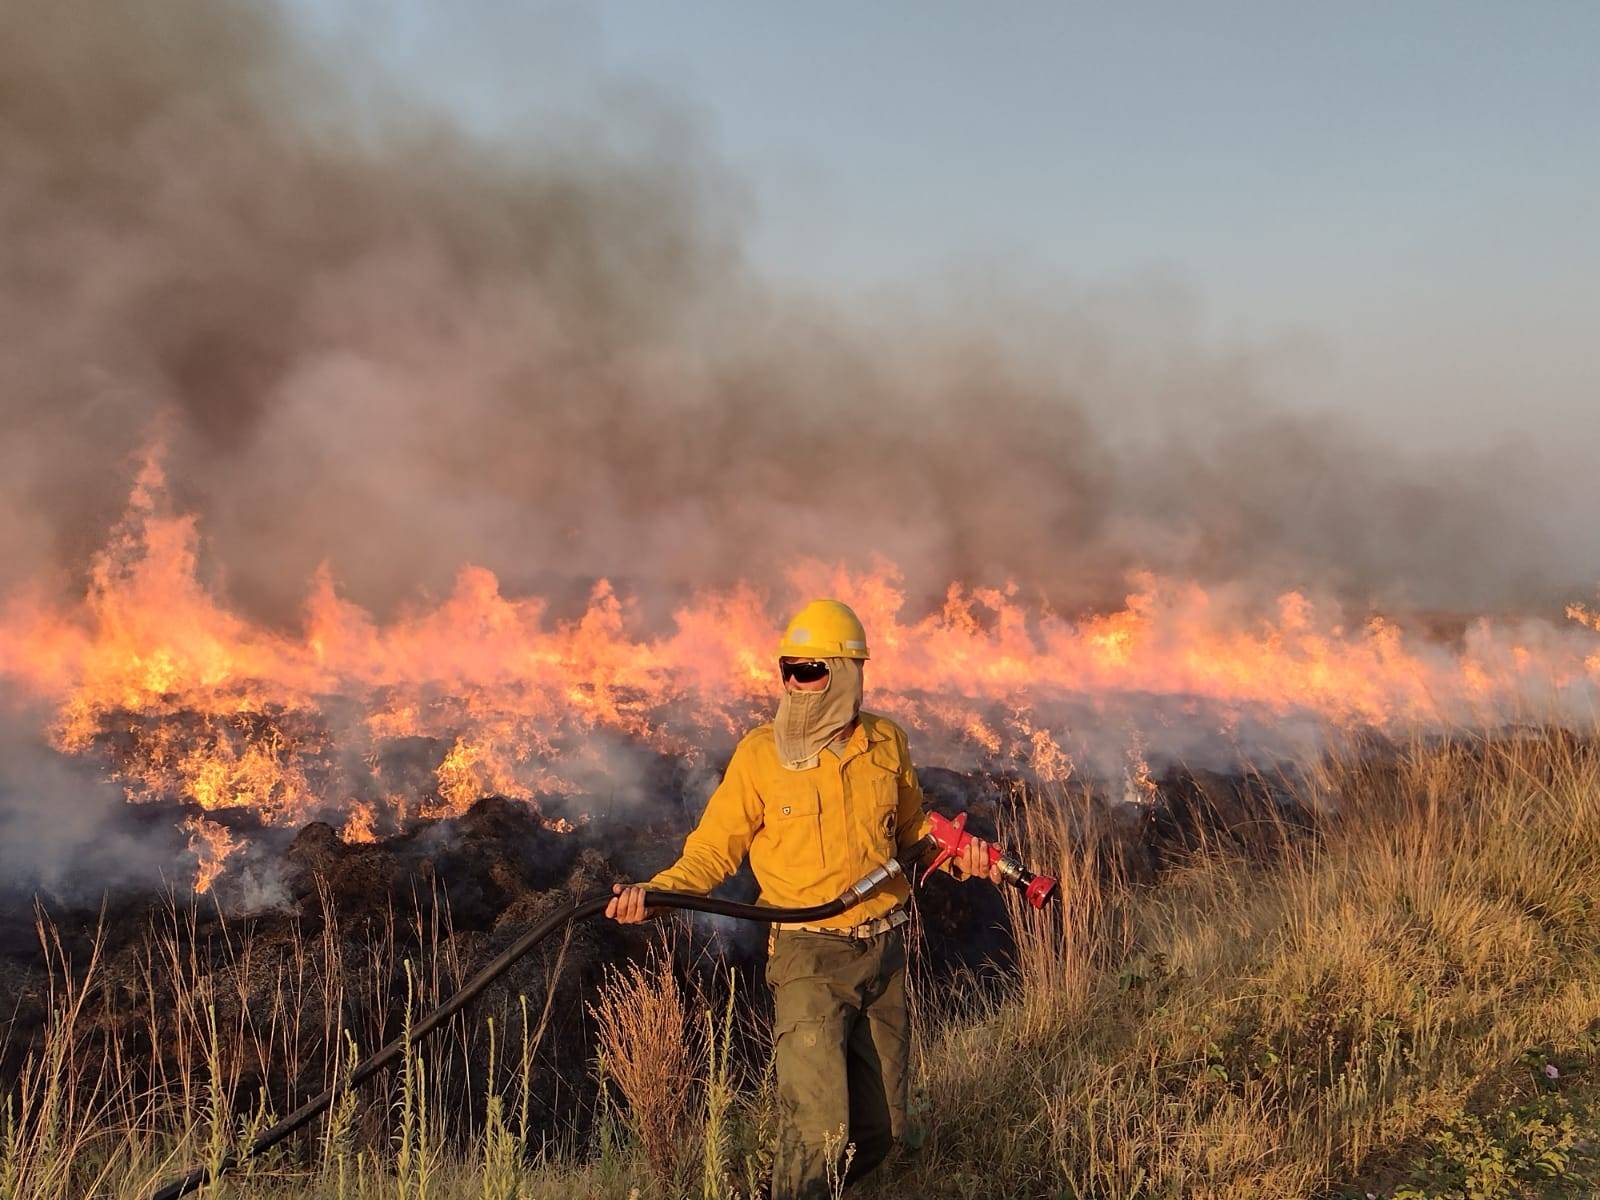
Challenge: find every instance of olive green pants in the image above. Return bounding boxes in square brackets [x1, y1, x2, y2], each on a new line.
[766, 926, 909, 1200]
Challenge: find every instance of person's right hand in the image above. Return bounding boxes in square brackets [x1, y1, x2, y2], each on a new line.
[606, 883, 649, 923]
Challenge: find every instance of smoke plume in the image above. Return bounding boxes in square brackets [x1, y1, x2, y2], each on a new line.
[1, 0, 1591, 636]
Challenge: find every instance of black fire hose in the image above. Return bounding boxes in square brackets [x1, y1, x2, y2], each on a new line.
[150, 850, 928, 1200]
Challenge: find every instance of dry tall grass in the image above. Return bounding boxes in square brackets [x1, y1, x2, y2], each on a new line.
[866, 730, 1600, 1198]
[6, 730, 1600, 1199]
[590, 949, 701, 1182]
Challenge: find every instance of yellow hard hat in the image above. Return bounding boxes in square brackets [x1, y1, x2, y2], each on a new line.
[777, 599, 870, 660]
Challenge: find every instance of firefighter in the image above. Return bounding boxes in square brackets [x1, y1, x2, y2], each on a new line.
[607, 598, 999, 1199]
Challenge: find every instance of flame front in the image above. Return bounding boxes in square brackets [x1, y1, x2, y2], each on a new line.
[3, 463, 1597, 892]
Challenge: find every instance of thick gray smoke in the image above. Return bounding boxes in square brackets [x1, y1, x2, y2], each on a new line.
[1, 0, 1591, 635]
[0, 694, 179, 903]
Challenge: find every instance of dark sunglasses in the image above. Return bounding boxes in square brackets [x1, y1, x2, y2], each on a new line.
[780, 659, 830, 684]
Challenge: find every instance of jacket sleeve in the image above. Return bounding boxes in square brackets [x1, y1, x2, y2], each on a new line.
[646, 741, 764, 894]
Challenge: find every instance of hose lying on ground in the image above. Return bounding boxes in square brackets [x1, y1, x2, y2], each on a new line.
[150, 849, 928, 1200]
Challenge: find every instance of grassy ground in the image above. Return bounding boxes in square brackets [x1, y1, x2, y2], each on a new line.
[8, 730, 1600, 1199]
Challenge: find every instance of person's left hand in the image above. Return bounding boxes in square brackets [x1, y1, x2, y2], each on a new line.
[951, 836, 1004, 885]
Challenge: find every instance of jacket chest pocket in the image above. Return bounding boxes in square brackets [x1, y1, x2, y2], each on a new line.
[765, 786, 825, 869]
[857, 746, 902, 850]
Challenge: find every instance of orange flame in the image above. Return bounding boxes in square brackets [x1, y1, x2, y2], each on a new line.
[180, 814, 239, 894]
[3, 463, 1598, 891]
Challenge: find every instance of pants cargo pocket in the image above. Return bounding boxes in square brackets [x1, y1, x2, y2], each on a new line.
[772, 1011, 851, 1200]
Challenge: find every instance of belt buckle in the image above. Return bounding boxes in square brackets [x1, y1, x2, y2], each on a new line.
[851, 909, 905, 939]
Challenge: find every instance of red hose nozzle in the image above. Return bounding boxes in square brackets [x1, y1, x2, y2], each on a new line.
[1023, 873, 1057, 908]
[923, 810, 1058, 909]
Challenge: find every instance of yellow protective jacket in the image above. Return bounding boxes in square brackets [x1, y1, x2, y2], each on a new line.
[647, 711, 935, 930]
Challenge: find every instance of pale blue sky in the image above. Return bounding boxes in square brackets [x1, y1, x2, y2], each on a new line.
[289, 2, 1598, 450]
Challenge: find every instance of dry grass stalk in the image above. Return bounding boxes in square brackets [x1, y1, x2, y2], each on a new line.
[589, 945, 702, 1184]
